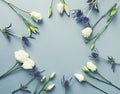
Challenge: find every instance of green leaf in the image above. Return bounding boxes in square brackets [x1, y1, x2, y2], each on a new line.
[64, 3, 70, 16]
[48, 7, 52, 18]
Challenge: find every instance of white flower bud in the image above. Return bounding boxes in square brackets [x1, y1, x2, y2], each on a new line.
[49, 72, 56, 80]
[22, 58, 35, 69]
[57, 2, 64, 14]
[74, 73, 85, 82]
[44, 83, 55, 92]
[14, 50, 29, 63]
[87, 61, 97, 72]
[82, 66, 89, 73]
[81, 27, 92, 38]
[29, 11, 42, 22]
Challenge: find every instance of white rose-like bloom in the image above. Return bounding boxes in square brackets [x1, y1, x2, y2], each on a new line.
[29, 11, 42, 22]
[22, 58, 35, 69]
[57, 2, 64, 14]
[87, 61, 97, 72]
[74, 73, 85, 82]
[81, 27, 92, 38]
[14, 50, 29, 63]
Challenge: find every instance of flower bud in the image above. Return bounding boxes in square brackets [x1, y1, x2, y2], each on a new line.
[29, 11, 42, 22]
[81, 27, 92, 38]
[48, 7, 52, 18]
[87, 61, 97, 72]
[44, 83, 55, 92]
[91, 43, 95, 50]
[57, 2, 64, 14]
[74, 73, 86, 82]
[49, 72, 56, 80]
[40, 76, 46, 83]
[82, 66, 89, 73]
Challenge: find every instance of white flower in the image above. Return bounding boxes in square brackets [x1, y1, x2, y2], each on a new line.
[14, 50, 29, 63]
[29, 11, 42, 22]
[87, 61, 97, 72]
[81, 27, 92, 38]
[57, 2, 64, 14]
[22, 58, 35, 69]
[45, 83, 55, 92]
[74, 73, 85, 82]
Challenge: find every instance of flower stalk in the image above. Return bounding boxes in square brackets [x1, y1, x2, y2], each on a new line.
[86, 80, 108, 94]
[0, 63, 22, 79]
[90, 20, 112, 49]
[12, 76, 35, 94]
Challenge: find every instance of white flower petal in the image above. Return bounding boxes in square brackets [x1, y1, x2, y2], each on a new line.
[74, 73, 85, 82]
[22, 58, 35, 69]
[57, 2, 64, 14]
[14, 50, 29, 63]
[87, 61, 97, 72]
[81, 27, 92, 38]
[29, 11, 42, 22]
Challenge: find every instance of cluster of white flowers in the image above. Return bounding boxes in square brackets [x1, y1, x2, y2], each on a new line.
[29, 11, 42, 22]
[14, 50, 35, 69]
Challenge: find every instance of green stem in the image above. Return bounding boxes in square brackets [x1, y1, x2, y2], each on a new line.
[86, 81, 108, 94]
[50, 0, 53, 8]
[1, 0, 29, 13]
[8, 32, 22, 39]
[96, 71, 112, 84]
[91, 20, 112, 49]
[0, 63, 21, 79]
[0, 62, 18, 79]
[12, 76, 34, 94]
[91, 2, 118, 29]
[33, 81, 41, 94]
[86, 5, 93, 17]
[65, 88, 67, 94]
[88, 72, 120, 91]
[87, 73, 110, 84]
[99, 56, 108, 61]
[110, 83, 120, 91]
[37, 79, 50, 94]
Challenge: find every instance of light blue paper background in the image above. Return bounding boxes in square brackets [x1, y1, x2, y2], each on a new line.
[0, 0, 120, 94]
